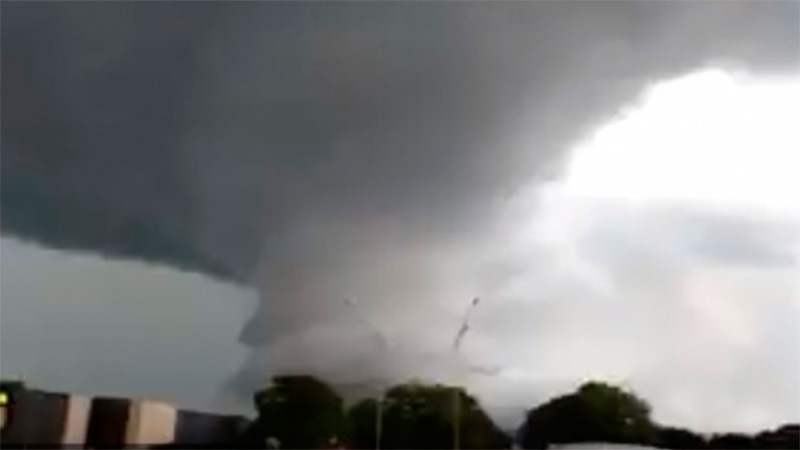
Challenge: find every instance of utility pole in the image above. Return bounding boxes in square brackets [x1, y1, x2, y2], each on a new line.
[345, 298, 387, 450]
[452, 297, 480, 450]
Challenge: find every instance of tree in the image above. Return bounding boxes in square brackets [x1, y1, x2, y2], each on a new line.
[0, 380, 26, 397]
[247, 375, 348, 449]
[756, 424, 800, 449]
[693, 424, 800, 450]
[348, 382, 511, 450]
[518, 381, 657, 449]
[655, 426, 707, 449]
[345, 398, 380, 449]
[707, 432, 756, 449]
[680, 424, 800, 450]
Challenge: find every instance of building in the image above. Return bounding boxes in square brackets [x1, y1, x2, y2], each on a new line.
[0, 381, 249, 448]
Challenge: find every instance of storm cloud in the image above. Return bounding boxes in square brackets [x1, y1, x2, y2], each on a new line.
[2, 1, 798, 432]
[4, 2, 796, 279]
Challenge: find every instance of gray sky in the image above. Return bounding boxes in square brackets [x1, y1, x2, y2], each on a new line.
[2, 1, 799, 433]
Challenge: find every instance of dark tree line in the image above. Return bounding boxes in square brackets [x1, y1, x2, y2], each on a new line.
[517, 381, 657, 448]
[654, 424, 800, 449]
[517, 381, 799, 450]
[240, 376, 799, 449]
[241, 376, 511, 450]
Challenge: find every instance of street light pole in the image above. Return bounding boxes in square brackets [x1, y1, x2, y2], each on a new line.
[345, 298, 387, 450]
[452, 297, 480, 450]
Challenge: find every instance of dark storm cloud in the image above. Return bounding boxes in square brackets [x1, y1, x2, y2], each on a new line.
[2, 2, 234, 278]
[3, 1, 797, 281]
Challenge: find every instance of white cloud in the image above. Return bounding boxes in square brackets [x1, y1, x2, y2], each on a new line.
[463, 68, 800, 432]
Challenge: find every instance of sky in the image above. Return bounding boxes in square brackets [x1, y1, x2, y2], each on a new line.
[1, 1, 799, 433]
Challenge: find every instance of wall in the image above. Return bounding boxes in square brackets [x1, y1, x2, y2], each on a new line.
[2, 385, 248, 448]
[174, 409, 248, 445]
[0, 390, 91, 446]
[85, 397, 131, 448]
[125, 400, 177, 445]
